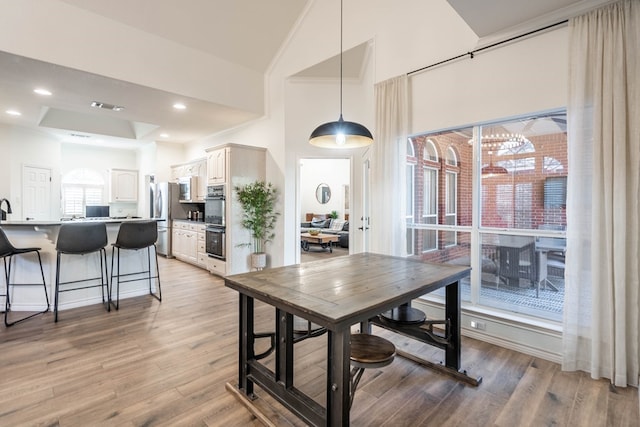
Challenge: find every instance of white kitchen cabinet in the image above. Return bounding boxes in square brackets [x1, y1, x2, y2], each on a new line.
[172, 227, 183, 258]
[205, 144, 266, 276]
[172, 221, 204, 267]
[195, 159, 207, 202]
[208, 257, 226, 277]
[170, 166, 182, 182]
[110, 169, 138, 202]
[171, 158, 207, 202]
[196, 223, 207, 268]
[207, 148, 227, 184]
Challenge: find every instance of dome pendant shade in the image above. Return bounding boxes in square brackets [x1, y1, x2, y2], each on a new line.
[481, 163, 508, 177]
[309, 115, 373, 149]
[482, 152, 508, 177]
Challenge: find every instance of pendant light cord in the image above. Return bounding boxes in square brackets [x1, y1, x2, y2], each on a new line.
[339, 0, 343, 118]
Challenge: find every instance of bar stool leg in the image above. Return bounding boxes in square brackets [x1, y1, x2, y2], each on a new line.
[110, 246, 121, 310]
[4, 251, 50, 327]
[150, 245, 161, 302]
[54, 253, 61, 322]
[101, 248, 110, 311]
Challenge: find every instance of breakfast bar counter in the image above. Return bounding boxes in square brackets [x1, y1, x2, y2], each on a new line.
[1, 218, 161, 314]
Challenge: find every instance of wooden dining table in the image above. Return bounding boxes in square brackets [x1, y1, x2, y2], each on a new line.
[224, 252, 475, 426]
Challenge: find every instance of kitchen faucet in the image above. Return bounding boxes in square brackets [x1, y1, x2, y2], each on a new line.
[0, 198, 12, 221]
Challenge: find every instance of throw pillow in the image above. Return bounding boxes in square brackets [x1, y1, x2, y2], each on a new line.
[311, 218, 329, 228]
[330, 219, 345, 231]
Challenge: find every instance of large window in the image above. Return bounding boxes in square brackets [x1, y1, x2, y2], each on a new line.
[406, 111, 567, 322]
[61, 169, 105, 217]
[406, 140, 416, 255]
[422, 167, 438, 251]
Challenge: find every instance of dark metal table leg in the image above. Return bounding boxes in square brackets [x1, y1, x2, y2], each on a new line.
[445, 280, 461, 370]
[239, 294, 255, 397]
[327, 329, 350, 426]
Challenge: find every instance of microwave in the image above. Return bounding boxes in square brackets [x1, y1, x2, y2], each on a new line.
[178, 176, 197, 203]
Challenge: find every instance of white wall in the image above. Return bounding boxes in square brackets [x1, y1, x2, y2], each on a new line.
[60, 143, 139, 217]
[0, 124, 62, 219]
[0, 123, 149, 220]
[410, 26, 568, 133]
[300, 158, 350, 221]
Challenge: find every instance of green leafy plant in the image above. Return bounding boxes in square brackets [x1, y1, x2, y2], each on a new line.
[329, 210, 339, 219]
[234, 181, 279, 253]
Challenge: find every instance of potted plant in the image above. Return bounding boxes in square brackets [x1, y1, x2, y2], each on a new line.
[234, 181, 279, 270]
[329, 210, 339, 219]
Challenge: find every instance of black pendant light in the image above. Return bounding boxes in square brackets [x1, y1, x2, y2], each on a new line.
[309, 0, 373, 149]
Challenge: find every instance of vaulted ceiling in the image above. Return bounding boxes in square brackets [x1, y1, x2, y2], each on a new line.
[0, 0, 614, 149]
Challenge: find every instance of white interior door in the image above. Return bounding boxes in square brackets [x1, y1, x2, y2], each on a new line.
[22, 166, 51, 220]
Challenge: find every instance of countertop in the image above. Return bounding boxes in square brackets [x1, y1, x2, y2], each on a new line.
[0, 218, 161, 227]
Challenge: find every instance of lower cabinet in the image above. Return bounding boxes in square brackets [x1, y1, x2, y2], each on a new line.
[197, 227, 207, 268]
[172, 221, 205, 267]
[208, 257, 226, 277]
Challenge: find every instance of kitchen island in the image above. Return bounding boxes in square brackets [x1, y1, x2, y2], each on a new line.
[1, 218, 162, 315]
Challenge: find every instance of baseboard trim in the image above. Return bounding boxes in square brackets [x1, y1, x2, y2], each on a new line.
[412, 299, 563, 364]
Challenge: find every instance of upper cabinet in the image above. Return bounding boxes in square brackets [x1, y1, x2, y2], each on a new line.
[171, 158, 207, 202]
[195, 159, 207, 201]
[207, 148, 227, 184]
[110, 169, 138, 202]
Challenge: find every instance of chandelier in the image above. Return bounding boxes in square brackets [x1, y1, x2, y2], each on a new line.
[468, 133, 530, 177]
[475, 133, 529, 150]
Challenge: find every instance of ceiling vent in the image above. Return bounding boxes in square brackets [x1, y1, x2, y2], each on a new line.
[91, 101, 125, 112]
[69, 133, 91, 138]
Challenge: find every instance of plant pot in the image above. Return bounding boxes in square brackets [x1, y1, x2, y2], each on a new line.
[251, 252, 267, 270]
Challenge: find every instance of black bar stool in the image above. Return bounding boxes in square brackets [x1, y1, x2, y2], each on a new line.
[350, 333, 396, 408]
[0, 227, 50, 326]
[54, 222, 110, 322]
[110, 221, 161, 310]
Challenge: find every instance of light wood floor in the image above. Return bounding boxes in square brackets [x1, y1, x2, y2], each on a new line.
[1, 257, 638, 426]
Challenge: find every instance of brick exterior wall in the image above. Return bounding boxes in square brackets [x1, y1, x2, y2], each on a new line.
[407, 129, 567, 264]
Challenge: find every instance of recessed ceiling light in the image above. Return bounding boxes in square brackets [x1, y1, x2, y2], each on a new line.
[160, 133, 170, 138]
[34, 88, 52, 96]
[6, 110, 21, 116]
[173, 103, 186, 110]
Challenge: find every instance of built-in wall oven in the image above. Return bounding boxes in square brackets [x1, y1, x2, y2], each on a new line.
[206, 226, 225, 260]
[205, 185, 226, 259]
[205, 185, 225, 226]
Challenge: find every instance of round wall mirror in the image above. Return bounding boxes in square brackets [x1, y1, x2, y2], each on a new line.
[316, 183, 331, 204]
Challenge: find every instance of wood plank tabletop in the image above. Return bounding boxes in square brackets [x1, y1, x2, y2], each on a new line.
[225, 252, 470, 330]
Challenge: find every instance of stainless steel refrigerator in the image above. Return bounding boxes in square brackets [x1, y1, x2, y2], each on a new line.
[151, 182, 186, 257]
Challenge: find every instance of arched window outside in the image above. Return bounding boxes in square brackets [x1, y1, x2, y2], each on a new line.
[446, 146, 458, 166]
[407, 139, 415, 157]
[61, 168, 105, 216]
[424, 139, 438, 162]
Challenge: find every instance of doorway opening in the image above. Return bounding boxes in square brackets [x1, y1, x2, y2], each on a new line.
[299, 158, 351, 263]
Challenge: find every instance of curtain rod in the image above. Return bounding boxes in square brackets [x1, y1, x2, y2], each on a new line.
[407, 20, 569, 76]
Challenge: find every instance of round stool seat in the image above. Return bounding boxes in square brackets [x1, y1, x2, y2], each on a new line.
[350, 334, 396, 369]
[380, 305, 426, 325]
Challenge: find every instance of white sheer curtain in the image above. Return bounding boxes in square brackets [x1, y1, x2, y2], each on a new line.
[564, 0, 640, 387]
[370, 75, 408, 256]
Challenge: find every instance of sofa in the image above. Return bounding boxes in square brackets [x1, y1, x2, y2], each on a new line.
[301, 216, 349, 248]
